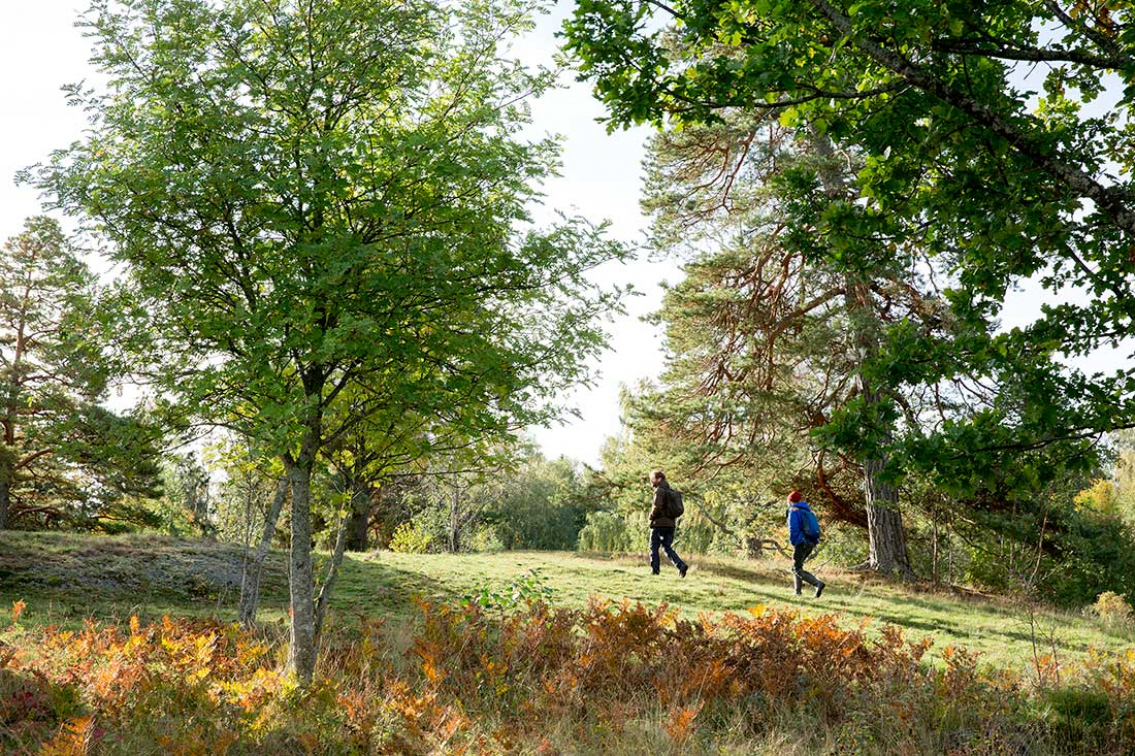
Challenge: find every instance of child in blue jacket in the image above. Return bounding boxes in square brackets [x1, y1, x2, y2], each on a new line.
[786, 491, 825, 598]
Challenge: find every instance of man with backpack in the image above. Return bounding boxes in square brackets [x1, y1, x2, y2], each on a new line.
[786, 490, 825, 597]
[648, 470, 688, 578]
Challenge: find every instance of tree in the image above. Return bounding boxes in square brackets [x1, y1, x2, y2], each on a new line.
[206, 438, 288, 625]
[617, 112, 937, 572]
[0, 216, 160, 531]
[160, 452, 215, 538]
[486, 450, 591, 551]
[33, 0, 626, 684]
[563, 0, 1133, 552]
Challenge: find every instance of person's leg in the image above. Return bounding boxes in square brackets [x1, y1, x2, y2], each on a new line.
[793, 542, 821, 591]
[659, 528, 687, 575]
[649, 528, 662, 574]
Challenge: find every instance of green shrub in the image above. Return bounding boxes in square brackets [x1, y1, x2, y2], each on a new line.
[1041, 686, 1116, 750]
[389, 521, 434, 554]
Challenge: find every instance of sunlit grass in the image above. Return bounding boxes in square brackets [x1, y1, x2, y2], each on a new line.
[2, 531, 1131, 672]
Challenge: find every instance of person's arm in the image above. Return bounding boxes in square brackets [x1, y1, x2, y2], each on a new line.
[649, 487, 665, 522]
[788, 509, 801, 544]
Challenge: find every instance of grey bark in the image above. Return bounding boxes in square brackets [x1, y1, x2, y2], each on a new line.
[0, 454, 11, 530]
[847, 281, 914, 578]
[286, 452, 317, 686]
[448, 485, 462, 553]
[861, 441, 913, 577]
[314, 511, 349, 647]
[0, 474, 9, 530]
[238, 477, 288, 626]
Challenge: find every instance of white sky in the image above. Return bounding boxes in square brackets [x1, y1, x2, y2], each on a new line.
[0, 2, 676, 466]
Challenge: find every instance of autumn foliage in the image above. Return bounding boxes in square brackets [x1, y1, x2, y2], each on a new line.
[3, 598, 1134, 755]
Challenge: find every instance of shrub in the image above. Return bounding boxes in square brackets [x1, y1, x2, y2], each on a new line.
[389, 521, 434, 554]
[577, 510, 636, 552]
[1092, 591, 1134, 629]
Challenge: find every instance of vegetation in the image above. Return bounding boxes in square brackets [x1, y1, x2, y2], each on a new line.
[561, 0, 1135, 604]
[4, 532, 1135, 755]
[21, 0, 626, 682]
[3, 0, 1135, 748]
[3, 532, 1133, 671]
[0, 218, 160, 532]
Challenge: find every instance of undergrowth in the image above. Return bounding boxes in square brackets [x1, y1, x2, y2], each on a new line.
[2, 597, 1134, 755]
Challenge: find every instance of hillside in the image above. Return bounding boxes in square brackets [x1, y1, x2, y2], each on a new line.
[1, 532, 1130, 670]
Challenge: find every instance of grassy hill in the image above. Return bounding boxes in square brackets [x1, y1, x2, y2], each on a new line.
[4, 531, 1135, 755]
[2, 531, 1131, 670]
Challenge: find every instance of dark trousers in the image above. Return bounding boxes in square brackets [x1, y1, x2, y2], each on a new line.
[793, 542, 822, 593]
[650, 527, 686, 574]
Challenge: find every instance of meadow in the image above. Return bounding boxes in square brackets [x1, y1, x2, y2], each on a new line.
[3, 532, 1135, 754]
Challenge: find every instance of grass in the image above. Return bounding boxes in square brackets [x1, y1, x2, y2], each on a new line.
[350, 550, 1134, 670]
[1, 530, 1130, 673]
[4, 531, 1135, 755]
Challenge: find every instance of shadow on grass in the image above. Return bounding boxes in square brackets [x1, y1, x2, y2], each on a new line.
[329, 553, 456, 619]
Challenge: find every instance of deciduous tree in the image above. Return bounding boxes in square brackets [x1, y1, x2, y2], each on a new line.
[33, 0, 627, 684]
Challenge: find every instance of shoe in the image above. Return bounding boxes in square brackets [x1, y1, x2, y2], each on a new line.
[814, 582, 826, 599]
[794, 591, 802, 596]
[651, 571, 660, 576]
[679, 564, 688, 579]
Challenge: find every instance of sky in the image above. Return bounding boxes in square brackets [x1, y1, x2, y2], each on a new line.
[0, 2, 677, 466]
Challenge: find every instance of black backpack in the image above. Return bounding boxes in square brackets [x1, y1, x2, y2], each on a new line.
[668, 488, 685, 519]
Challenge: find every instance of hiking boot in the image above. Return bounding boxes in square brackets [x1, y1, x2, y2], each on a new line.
[814, 582, 826, 599]
[679, 564, 688, 579]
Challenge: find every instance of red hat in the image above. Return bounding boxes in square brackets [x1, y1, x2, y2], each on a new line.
[787, 491, 803, 503]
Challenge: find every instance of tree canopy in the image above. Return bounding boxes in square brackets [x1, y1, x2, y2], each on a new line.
[0, 216, 160, 531]
[563, 0, 1135, 490]
[29, 0, 628, 683]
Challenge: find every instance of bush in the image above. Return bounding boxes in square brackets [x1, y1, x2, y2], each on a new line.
[1092, 591, 1134, 629]
[389, 520, 434, 554]
[577, 510, 637, 552]
[1041, 513, 1135, 607]
[465, 524, 504, 553]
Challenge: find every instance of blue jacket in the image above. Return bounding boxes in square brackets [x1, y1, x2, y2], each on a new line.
[787, 501, 818, 546]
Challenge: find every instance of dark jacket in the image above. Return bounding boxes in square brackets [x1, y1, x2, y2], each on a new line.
[650, 480, 677, 528]
[787, 501, 818, 546]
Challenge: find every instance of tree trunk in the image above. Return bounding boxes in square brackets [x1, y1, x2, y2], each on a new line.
[0, 462, 11, 530]
[286, 456, 317, 686]
[862, 453, 913, 577]
[314, 513, 349, 647]
[448, 486, 462, 553]
[932, 517, 940, 584]
[238, 477, 288, 627]
[344, 480, 372, 552]
[811, 130, 913, 579]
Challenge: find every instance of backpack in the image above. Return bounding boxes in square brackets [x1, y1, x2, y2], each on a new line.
[797, 507, 821, 544]
[668, 489, 685, 519]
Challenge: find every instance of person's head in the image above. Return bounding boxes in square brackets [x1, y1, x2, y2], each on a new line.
[787, 490, 803, 504]
[650, 470, 666, 487]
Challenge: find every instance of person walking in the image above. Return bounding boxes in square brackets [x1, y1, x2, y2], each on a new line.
[648, 470, 688, 578]
[786, 490, 825, 597]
